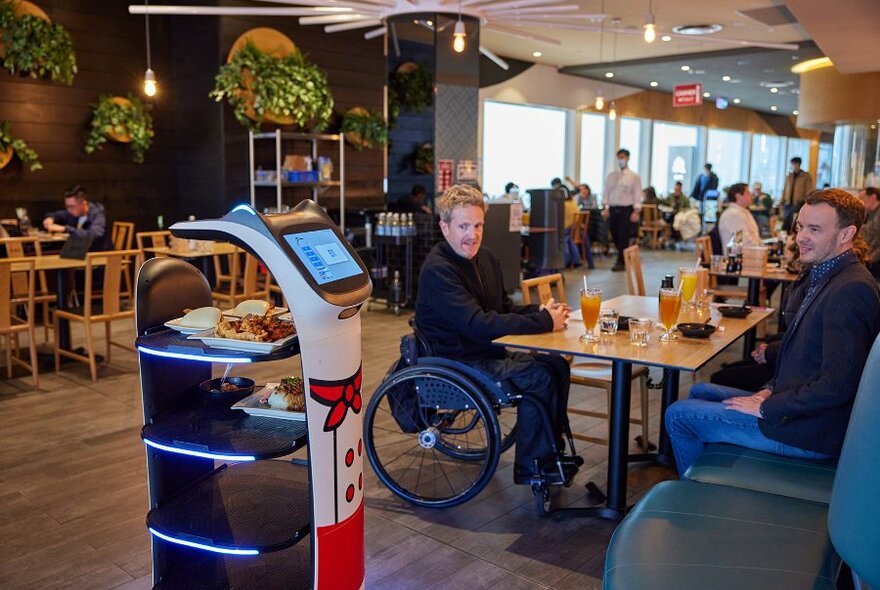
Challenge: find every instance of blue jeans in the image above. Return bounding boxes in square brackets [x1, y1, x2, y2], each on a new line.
[563, 227, 580, 267]
[665, 383, 833, 476]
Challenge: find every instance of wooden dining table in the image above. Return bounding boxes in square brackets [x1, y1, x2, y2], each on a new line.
[494, 294, 774, 521]
[142, 242, 239, 286]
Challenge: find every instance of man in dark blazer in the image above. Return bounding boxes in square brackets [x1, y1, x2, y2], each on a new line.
[666, 188, 880, 475]
[691, 163, 719, 219]
[416, 184, 577, 484]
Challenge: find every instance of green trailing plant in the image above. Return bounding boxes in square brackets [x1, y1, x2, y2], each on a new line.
[0, 0, 77, 85]
[389, 62, 433, 119]
[0, 120, 41, 171]
[341, 108, 388, 151]
[210, 42, 334, 132]
[414, 143, 433, 175]
[85, 94, 154, 163]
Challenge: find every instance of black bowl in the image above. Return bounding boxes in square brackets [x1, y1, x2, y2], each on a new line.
[199, 376, 255, 403]
[718, 305, 752, 318]
[677, 323, 717, 339]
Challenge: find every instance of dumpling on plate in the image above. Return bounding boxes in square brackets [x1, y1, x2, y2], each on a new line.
[233, 299, 271, 317]
[180, 306, 221, 329]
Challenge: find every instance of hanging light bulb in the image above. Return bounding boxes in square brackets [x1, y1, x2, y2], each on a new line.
[643, 0, 656, 43]
[608, 100, 617, 121]
[453, 19, 466, 53]
[144, 68, 157, 97]
[595, 95, 605, 111]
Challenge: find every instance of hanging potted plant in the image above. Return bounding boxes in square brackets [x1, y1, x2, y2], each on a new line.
[0, 120, 41, 171]
[341, 107, 388, 151]
[0, 0, 77, 85]
[389, 62, 433, 122]
[210, 38, 334, 132]
[84, 94, 154, 163]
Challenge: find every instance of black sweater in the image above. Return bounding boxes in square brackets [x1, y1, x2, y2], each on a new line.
[415, 241, 553, 360]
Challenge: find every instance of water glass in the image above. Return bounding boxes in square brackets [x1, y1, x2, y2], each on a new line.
[710, 255, 723, 272]
[599, 308, 619, 339]
[628, 318, 653, 347]
[697, 288, 714, 310]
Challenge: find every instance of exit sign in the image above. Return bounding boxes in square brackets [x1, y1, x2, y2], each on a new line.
[673, 83, 703, 107]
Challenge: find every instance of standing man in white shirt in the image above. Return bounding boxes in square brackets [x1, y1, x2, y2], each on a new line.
[603, 148, 643, 271]
[718, 182, 761, 248]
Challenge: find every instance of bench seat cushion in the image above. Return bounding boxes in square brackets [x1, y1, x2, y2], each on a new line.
[684, 444, 837, 504]
[603, 480, 837, 590]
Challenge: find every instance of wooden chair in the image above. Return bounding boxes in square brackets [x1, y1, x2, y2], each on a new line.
[694, 235, 760, 303]
[135, 230, 171, 267]
[638, 204, 665, 250]
[571, 211, 592, 267]
[212, 251, 271, 307]
[622, 245, 646, 296]
[520, 274, 651, 451]
[54, 250, 138, 382]
[111, 222, 136, 302]
[0, 258, 39, 387]
[212, 251, 240, 305]
[1, 237, 55, 341]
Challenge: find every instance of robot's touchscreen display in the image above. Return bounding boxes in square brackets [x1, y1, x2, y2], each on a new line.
[284, 229, 362, 285]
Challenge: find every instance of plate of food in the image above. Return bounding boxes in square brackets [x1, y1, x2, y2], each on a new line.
[164, 306, 222, 335]
[188, 314, 297, 353]
[232, 378, 306, 421]
[222, 299, 288, 319]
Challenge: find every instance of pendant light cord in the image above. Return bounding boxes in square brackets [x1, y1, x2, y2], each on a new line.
[145, 0, 151, 70]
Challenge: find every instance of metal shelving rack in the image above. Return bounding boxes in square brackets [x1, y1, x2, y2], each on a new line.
[248, 130, 347, 231]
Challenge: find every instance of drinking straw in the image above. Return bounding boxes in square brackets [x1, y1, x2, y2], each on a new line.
[694, 256, 702, 271]
[583, 275, 588, 291]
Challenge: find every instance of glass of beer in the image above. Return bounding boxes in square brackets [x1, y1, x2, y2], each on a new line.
[678, 268, 697, 307]
[658, 287, 681, 341]
[579, 288, 602, 343]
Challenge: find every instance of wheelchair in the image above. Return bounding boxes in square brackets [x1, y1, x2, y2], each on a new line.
[364, 328, 585, 516]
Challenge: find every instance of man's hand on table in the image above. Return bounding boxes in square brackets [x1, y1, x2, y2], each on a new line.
[540, 297, 570, 332]
[722, 388, 772, 417]
[42, 218, 66, 233]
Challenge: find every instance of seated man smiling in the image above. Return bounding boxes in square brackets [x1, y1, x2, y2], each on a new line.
[665, 188, 880, 475]
[416, 184, 577, 484]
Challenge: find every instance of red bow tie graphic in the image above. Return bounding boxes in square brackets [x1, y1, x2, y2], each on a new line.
[309, 365, 363, 432]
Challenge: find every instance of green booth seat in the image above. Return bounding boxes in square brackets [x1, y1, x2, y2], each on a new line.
[604, 332, 880, 590]
[683, 444, 837, 504]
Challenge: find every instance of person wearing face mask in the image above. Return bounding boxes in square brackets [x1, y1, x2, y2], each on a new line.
[781, 156, 814, 232]
[603, 148, 643, 271]
[415, 184, 578, 485]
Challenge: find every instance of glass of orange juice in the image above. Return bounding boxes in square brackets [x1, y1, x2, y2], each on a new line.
[579, 288, 602, 343]
[658, 287, 681, 341]
[678, 268, 697, 308]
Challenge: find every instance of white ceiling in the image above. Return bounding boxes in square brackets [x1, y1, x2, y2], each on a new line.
[481, 0, 810, 68]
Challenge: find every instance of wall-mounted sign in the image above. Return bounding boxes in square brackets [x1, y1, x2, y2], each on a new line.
[456, 159, 478, 183]
[437, 159, 454, 193]
[673, 83, 703, 107]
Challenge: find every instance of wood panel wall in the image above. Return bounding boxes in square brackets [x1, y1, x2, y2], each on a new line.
[0, 1, 386, 232]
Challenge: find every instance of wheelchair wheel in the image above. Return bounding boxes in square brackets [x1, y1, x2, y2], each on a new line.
[497, 405, 517, 454]
[365, 365, 501, 508]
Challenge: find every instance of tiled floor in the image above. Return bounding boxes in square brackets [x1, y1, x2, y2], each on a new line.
[0, 247, 752, 589]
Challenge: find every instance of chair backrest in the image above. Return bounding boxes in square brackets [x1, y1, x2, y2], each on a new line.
[136, 230, 170, 250]
[829, 333, 880, 588]
[84, 250, 139, 316]
[623, 245, 645, 296]
[695, 235, 713, 264]
[641, 204, 659, 225]
[0, 237, 42, 296]
[521, 273, 566, 305]
[241, 254, 270, 299]
[0, 258, 34, 331]
[111, 221, 135, 250]
[571, 211, 590, 246]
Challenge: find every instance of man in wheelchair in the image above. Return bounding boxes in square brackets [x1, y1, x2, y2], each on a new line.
[415, 184, 580, 485]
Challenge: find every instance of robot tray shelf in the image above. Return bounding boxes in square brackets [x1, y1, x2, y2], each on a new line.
[136, 328, 301, 364]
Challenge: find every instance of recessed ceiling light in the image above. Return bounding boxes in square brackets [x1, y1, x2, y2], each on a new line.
[671, 23, 723, 35]
[661, 35, 672, 41]
[649, 81, 659, 87]
[770, 106, 778, 111]
[760, 80, 794, 89]
[770, 87, 779, 93]
[733, 98, 741, 104]
[722, 75, 731, 82]
[793, 110, 799, 116]
[681, 65, 690, 71]
[532, 51, 542, 57]
[426, 20, 433, 26]
[605, 72, 614, 78]
[703, 92, 711, 97]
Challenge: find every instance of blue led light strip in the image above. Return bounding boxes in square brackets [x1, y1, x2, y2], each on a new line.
[149, 527, 260, 556]
[230, 204, 257, 215]
[137, 346, 251, 364]
[143, 438, 256, 462]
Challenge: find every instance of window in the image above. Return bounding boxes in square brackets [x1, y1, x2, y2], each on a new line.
[817, 142, 833, 188]
[706, 128, 747, 190]
[578, 112, 607, 197]
[619, 117, 643, 177]
[786, 138, 812, 172]
[750, 134, 786, 199]
[482, 101, 567, 198]
[650, 122, 700, 196]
